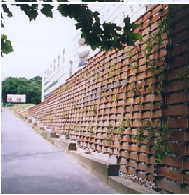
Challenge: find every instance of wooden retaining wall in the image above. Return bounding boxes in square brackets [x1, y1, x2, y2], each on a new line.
[28, 5, 189, 193]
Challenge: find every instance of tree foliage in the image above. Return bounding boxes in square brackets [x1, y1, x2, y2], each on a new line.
[1, 2, 141, 56]
[2, 76, 42, 104]
[1, 34, 13, 56]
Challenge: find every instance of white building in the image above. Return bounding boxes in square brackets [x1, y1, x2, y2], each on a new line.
[42, 5, 148, 101]
[42, 49, 69, 100]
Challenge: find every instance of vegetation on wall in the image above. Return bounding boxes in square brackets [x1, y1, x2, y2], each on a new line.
[2, 76, 42, 104]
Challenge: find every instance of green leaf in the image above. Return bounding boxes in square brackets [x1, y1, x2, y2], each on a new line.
[1, 34, 13, 56]
[41, 4, 53, 18]
[15, 4, 38, 21]
[132, 23, 140, 29]
[130, 32, 143, 41]
[2, 4, 13, 17]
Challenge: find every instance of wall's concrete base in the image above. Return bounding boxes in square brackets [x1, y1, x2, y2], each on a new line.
[27, 119, 157, 194]
[53, 139, 156, 194]
[67, 151, 156, 194]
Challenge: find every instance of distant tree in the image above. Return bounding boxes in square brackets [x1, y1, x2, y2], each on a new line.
[2, 76, 42, 104]
[30, 76, 42, 81]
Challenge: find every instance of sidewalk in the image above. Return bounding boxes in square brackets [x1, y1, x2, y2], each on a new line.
[1, 109, 118, 194]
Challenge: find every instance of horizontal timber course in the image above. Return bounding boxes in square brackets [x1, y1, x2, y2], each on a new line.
[27, 5, 189, 193]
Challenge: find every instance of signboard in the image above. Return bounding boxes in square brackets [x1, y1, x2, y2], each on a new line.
[7, 94, 26, 103]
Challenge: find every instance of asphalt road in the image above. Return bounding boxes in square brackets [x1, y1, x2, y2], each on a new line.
[1, 108, 117, 194]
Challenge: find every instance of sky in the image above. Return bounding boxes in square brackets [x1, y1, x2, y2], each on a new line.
[2, 2, 188, 81]
[2, 3, 128, 81]
[1, 5, 77, 80]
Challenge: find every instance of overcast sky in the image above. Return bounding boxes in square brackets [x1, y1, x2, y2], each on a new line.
[2, 2, 188, 81]
[1, 5, 77, 81]
[2, 3, 123, 81]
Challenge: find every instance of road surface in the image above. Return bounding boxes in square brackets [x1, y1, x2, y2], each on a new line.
[1, 108, 117, 194]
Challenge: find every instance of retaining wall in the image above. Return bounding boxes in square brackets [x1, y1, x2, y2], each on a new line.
[28, 5, 189, 193]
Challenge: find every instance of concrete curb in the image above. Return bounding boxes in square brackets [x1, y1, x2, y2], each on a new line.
[67, 152, 141, 194]
[53, 139, 156, 194]
[24, 117, 156, 194]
